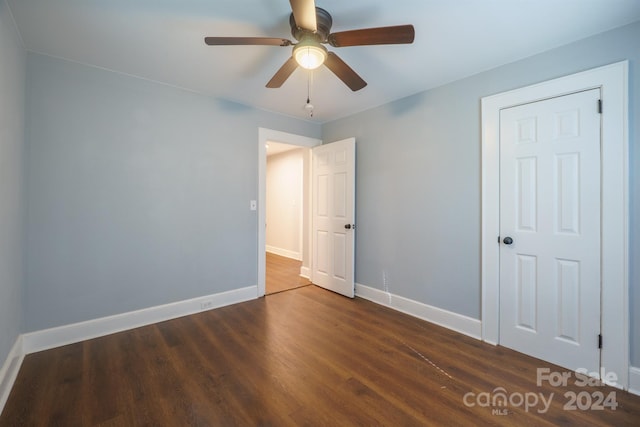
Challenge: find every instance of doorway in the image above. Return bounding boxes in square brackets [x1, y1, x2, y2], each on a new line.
[265, 142, 311, 294]
[481, 61, 629, 388]
[258, 129, 357, 299]
[257, 128, 321, 297]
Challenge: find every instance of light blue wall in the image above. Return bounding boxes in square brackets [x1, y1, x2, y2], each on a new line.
[322, 21, 640, 365]
[0, 0, 25, 365]
[15, 15, 640, 368]
[24, 53, 320, 331]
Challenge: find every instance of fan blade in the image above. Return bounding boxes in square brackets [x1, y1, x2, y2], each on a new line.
[266, 57, 298, 88]
[328, 25, 415, 47]
[289, 0, 317, 32]
[324, 52, 367, 92]
[204, 37, 292, 46]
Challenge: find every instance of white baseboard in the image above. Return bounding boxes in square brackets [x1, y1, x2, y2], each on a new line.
[300, 266, 310, 279]
[0, 335, 24, 416]
[355, 283, 482, 340]
[266, 246, 301, 261]
[22, 286, 257, 355]
[629, 366, 640, 396]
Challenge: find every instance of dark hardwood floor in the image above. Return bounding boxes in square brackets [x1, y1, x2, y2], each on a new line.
[1, 285, 639, 426]
[265, 252, 310, 295]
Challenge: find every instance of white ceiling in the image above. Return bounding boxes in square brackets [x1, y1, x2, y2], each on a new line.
[7, 0, 640, 123]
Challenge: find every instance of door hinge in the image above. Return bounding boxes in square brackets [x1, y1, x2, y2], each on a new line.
[598, 334, 603, 349]
[598, 99, 603, 114]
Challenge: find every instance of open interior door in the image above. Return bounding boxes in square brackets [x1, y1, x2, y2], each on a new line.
[311, 138, 355, 298]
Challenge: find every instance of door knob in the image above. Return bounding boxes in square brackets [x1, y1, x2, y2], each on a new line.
[503, 236, 513, 245]
[345, 224, 355, 229]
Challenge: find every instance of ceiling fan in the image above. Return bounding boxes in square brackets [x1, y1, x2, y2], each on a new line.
[204, 0, 415, 91]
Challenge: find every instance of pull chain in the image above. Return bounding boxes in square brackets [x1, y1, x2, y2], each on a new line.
[304, 70, 314, 117]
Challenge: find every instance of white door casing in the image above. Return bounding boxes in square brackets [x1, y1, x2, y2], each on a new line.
[311, 138, 356, 298]
[499, 89, 601, 373]
[481, 61, 628, 388]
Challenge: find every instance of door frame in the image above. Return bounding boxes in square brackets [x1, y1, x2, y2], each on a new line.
[258, 128, 322, 297]
[481, 61, 629, 388]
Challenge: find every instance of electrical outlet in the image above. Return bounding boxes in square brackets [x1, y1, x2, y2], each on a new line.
[200, 300, 213, 310]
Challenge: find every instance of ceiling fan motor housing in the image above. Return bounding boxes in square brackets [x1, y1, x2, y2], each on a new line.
[290, 7, 333, 42]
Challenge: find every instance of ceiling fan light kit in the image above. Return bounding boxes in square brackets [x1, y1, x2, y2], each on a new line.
[293, 41, 327, 70]
[204, 0, 415, 92]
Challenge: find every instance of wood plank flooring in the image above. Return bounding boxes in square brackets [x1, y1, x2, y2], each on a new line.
[2, 285, 639, 426]
[265, 252, 310, 295]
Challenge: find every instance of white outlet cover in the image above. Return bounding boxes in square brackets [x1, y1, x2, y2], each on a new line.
[250, 200, 257, 211]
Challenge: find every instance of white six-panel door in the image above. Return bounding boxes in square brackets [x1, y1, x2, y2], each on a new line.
[499, 89, 601, 372]
[311, 138, 355, 298]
